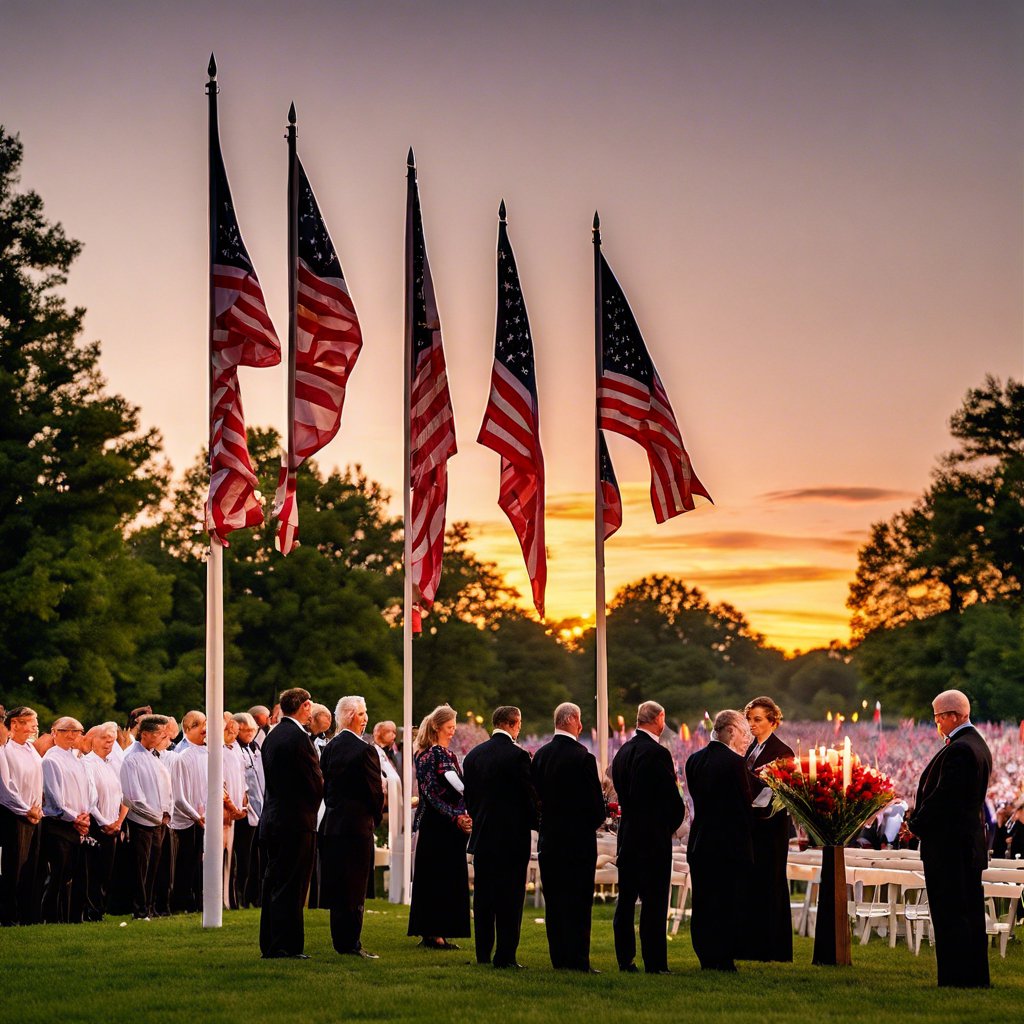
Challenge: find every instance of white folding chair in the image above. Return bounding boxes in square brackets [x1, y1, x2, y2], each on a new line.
[984, 881, 1024, 957]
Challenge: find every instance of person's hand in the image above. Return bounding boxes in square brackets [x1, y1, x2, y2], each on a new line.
[198, 815, 206, 828]
[27, 805, 42, 825]
[74, 812, 91, 836]
[161, 812, 170, 826]
[456, 813, 472, 834]
[102, 823, 119, 836]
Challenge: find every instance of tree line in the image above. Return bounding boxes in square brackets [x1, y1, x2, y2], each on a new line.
[2, 125, 1020, 730]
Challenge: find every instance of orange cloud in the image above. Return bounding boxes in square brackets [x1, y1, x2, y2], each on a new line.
[684, 566, 851, 587]
[761, 486, 914, 504]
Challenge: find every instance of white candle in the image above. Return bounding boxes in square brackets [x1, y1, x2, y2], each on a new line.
[809, 747, 817, 784]
[842, 736, 852, 791]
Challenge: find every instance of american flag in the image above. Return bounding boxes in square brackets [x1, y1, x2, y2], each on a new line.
[273, 157, 363, 555]
[408, 169, 456, 610]
[597, 253, 711, 521]
[477, 204, 546, 616]
[206, 132, 281, 544]
[599, 431, 622, 540]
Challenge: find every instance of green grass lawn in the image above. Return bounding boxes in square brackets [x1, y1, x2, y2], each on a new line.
[2, 902, 1021, 1023]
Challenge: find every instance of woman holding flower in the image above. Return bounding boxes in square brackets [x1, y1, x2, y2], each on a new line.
[737, 696, 794, 962]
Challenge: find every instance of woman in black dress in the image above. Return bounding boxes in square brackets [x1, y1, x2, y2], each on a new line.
[737, 696, 794, 962]
[407, 704, 472, 949]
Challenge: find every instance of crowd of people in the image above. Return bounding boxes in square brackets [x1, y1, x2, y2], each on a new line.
[1, 687, 1018, 989]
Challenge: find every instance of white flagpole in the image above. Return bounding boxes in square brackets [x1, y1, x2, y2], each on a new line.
[401, 149, 416, 906]
[593, 212, 609, 778]
[203, 54, 224, 928]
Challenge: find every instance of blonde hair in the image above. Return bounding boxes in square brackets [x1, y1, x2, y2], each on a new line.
[414, 704, 457, 755]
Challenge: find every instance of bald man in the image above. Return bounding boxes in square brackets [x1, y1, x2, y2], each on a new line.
[906, 689, 992, 988]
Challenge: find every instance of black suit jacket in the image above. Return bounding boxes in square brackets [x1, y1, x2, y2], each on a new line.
[259, 718, 324, 836]
[611, 731, 685, 854]
[908, 725, 992, 867]
[318, 731, 384, 840]
[685, 741, 754, 866]
[745, 732, 794, 820]
[463, 733, 537, 859]
[530, 735, 606, 855]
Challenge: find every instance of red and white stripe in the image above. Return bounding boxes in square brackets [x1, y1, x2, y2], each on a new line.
[478, 361, 546, 615]
[206, 265, 281, 543]
[410, 337, 457, 608]
[598, 368, 710, 522]
[274, 261, 362, 555]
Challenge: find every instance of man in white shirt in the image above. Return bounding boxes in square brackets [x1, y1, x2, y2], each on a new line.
[234, 712, 265, 908]
[170, 711, 208, 913]
[82, 723, 126, 921]
[0, 706, 44, 925]
[223, 713, 248, 909]
[40, 717, 92, 923]
[120, 715, 172, 919]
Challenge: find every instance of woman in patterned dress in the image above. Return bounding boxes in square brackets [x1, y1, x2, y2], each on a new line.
[407, 704, 473, 949]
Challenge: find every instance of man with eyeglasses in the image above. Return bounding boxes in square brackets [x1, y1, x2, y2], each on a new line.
[40, 717, 92, 923]
[0, 706, 44, 924]
[905, 689, 992, 988]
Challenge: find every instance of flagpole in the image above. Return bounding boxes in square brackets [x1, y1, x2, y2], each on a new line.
[203, 53, 225, 929]
[593, 211, 609, 778]
[401, 148, 416, 906]
[286, 104, 298, 542]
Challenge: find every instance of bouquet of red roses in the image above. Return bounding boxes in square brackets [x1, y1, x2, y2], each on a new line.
[759, 749, 895, 847]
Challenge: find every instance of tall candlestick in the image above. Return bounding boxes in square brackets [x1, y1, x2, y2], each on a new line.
[809, 747, 817, 784]
[842, 736, 852, 791]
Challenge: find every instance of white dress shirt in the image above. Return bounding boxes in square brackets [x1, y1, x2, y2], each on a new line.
[84, 751, 123, 827]
[170, 744, 208, 830]
[374, 744, 401, 786]
[121, 742, 172, 826]
[0, 737, 43, 816]
[107, 740, 126, 770]
[42, 746, 92, 822]
[223, 742, 246, 812]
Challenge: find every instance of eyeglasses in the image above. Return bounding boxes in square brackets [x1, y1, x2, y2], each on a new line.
[933, 711, 956, 721]
[56, 728, 84, 735]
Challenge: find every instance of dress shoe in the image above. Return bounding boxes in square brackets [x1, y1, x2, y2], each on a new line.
[340, 948, 379, 959]
[647, 969, 672, 976]
[619, 963, 639, 973]
[261, 951, 309, 959]
[493, 961, 526, 970]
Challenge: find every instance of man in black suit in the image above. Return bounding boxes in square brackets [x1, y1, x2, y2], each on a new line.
[318, 695, 384, 959]
[530, 702, 607, 973]
[258, 687, 324, 960]
[685, 709, 754, 971]
[463, 705, 538, 969]
[611, 700, 686, 974]
[906, 688, 992, 988]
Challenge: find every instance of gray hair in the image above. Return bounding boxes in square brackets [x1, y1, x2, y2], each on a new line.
[710, 709, 748, 746]
[554, 702, 581, 730]
[637, 701, 664, 727]
[232, 712, 257, 730]
[91, 721, 118, 740]
[335, 696, 367, 728]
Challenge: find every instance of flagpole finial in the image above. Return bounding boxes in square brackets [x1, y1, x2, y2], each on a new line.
[498, 199, 506, 223]
[593, 211, 600, 231]
[288, 102, 296, 126]
[208, 53, 217, 79]
[407, 147, 415, 169]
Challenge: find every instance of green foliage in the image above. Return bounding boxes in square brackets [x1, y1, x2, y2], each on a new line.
[0, 126, 170, 723]
[577, 574, 784, 729]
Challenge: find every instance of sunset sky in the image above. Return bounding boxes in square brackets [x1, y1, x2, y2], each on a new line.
[2, 2, 1021, 652]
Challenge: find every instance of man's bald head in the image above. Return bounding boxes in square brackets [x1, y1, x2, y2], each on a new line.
[932, 689, 971, 738]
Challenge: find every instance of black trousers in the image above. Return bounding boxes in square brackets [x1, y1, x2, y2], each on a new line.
[472, 849, 529, 965]
[170, 824, 204, 913]
[613, 841, 672, 972]
[0, 807, 41, 925]
[152, 825, 173, 915]
[130, 821, 166, 918]
[320, 832, 373, 953]
[40, 818, 86, 924]
[537, 845, 596, 970]
[689, 856, 744, 971]
[259, 828, 315, 957]
[233, 819, 259, 908]
[84, 822, 119, 921]
[924, 852, 990, 987]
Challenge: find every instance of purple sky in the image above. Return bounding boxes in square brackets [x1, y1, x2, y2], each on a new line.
[3, 1, 1022, 650]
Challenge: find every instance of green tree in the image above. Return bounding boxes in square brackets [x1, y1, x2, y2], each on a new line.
[849, 376, 1024, 638]
[0, 127, 171, 722]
